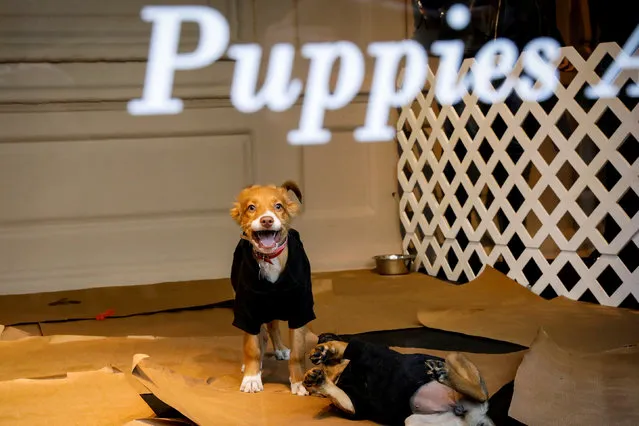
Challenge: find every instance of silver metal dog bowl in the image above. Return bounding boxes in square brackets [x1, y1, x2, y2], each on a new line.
[373, 254, 416, 275]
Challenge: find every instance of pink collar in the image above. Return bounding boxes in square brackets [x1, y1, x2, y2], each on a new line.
[253, 237, 288, 264]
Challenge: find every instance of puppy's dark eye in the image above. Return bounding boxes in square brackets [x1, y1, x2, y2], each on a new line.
[275, 203, 283, 210]
[247, 205, 256, 212]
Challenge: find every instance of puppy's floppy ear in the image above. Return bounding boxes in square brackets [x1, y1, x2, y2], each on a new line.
[229, 202, 242, 224]
[281, 180, 303, 203]
[280, 180, 302, 217]
[230, 185, 255, 223]
[444, 352, 489, 402]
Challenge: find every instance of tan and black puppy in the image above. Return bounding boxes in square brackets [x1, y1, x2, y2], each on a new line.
[303, 333, 495, 426]
[230, 180, 317, 395]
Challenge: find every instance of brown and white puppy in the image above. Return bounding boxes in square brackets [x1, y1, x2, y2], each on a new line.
[303, 334, 495, 426]
[230, 181, 318, 395]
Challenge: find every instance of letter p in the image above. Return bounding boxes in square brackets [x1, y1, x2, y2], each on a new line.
[128, 6, 230, 115]
[354, 40, 428, 142]
[287, 42, 365, 145]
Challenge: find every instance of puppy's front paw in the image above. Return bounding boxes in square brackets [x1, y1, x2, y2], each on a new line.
[274, 348, 291, 360]
[309, 343, 340, 365]
[240, 373, 263, 393]
[303, 367, 326, 389]
[290, 379, 309, 396]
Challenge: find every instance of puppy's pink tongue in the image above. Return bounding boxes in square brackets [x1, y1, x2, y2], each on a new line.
[260, 233, 276, 247]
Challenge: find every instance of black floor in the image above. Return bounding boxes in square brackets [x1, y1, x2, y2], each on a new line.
[342, 326, 525, 354]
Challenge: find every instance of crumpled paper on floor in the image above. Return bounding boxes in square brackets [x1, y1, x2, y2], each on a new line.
[131, 354, 371, 426]
[417, 273, 639, 353]
[0, 366, 153, 426]
[509, 328, 639, 425]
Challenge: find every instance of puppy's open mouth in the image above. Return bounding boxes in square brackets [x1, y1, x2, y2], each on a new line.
[252, 230, 282, 249]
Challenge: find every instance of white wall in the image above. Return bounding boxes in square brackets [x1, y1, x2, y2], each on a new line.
[0, 0, 410, 294]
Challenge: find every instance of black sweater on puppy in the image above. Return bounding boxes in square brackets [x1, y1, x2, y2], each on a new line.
[327, 335, 444, 426]
[230, 229, 316, 335]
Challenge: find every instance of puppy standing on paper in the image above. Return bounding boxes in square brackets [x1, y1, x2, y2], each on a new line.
[229, 181, 317, 395]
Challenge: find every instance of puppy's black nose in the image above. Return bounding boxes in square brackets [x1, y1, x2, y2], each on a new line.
[260, 216, 274, 228]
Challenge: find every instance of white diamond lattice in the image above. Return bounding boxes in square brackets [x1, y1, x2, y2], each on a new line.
[396, 43, 639, 307]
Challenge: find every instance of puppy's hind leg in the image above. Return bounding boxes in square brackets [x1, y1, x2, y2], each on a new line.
[260, 324, 268, 365]
[303, 367, 355, 416]
[267, 320, 290, 360]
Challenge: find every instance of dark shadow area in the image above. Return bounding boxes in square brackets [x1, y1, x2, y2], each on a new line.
[342, 326, 526, 354]
[140, 393, 193, 422]
[487, 381, 526, 425]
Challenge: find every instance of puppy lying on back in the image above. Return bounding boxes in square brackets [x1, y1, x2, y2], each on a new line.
[303, 333, 495, 426]
[229, 181, 317, 395]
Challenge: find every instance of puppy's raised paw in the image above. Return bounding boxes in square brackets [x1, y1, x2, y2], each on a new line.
[303, 367, 326, 389]
[240, 373, 263, 393]
[309, 344, 329, 365]
[309, 343, 341, 365]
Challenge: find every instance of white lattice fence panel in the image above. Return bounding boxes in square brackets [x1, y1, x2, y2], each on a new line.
[396, 42, 639, 308]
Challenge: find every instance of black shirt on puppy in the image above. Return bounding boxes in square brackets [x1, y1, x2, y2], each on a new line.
[337, 338, 444, 426]
[230, 228, 316, 335]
